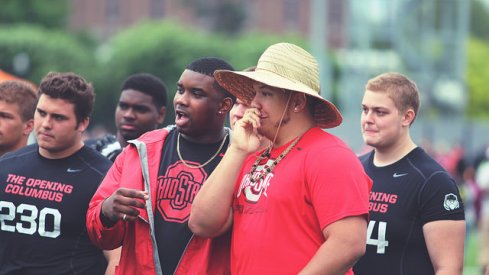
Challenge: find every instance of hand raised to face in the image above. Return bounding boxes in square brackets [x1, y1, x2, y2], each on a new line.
[229, 108, 264, 155]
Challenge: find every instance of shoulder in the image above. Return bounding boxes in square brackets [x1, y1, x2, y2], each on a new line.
[135, 126, 175, 144]
[0, 144, 38, 162]
[359, 151, 373, 165]
[302, 128, 357, 158]
[406, 147, 448, 178]
[76, 146, 113, 174]
[298, 129, 365, 174]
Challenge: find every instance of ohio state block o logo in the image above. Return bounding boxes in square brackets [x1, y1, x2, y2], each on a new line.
[156, 161, 206, 223]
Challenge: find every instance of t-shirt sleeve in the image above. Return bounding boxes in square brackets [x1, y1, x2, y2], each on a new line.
[306, 146, 372, 230]
[418, 171, 465, 224]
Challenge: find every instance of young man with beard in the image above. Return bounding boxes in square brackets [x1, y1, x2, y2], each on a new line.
[88, 73, 167, 161]
[0, 80, 37, 157]
[189, 43, 371, 274]
[353, 72, 465, 275]
[0, 72, 118, 274]
[86, 57, 235, 275]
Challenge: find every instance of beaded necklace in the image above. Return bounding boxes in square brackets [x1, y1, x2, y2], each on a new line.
[177, 130, 229, 169]
[247, 134, 303, 183]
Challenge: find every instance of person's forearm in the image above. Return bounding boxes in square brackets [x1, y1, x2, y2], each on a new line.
[300, 217, 367, 275]
[103, 247, 121, 275]
[299, 238, 364, 275]
[189, 145, 248, 237]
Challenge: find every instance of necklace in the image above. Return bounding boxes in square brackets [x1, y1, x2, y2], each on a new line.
[177, 130, 229, 169]
[247, 134, 303, 183]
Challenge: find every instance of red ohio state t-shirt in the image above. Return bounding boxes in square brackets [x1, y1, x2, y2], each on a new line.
[231, 127, 372, 274]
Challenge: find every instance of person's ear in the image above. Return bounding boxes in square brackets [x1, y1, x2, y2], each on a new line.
[292, 93, 307, 112]
[157, 106, 166, 124]
[77, 117, 90, 132]
[218, 97, 233, 115]
[402, 109, 416, 126]
[23, 119, 34, 136]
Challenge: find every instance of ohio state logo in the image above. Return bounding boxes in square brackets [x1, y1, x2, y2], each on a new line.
[156, 161, 207, 223]
[237, 159, 274, 203]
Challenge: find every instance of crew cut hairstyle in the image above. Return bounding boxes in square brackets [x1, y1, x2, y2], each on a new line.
[0, 80, 38, 122]
[365, 72, 420, 124]
[120, 73, 168, 109]
[38, 72, 95, 124]
[186, 57, 236, 103]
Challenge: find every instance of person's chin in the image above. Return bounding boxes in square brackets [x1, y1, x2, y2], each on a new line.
[257, 127, 273, 140]
[123, 135, 138, 141]
[175, 119, 192, 133]
[364, 138, 379, 148]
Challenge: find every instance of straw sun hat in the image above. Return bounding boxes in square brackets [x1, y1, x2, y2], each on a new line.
[214, 42, 342, 129]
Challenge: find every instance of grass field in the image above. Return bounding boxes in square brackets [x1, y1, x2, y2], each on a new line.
[465, 229, 482, 275]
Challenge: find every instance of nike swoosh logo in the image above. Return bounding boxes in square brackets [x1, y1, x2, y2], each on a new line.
[393, 172, 408, 178]
[67, 168, 82, 173]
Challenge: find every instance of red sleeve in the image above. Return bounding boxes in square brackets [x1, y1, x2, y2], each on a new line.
[306, 146, 372, 229]
[86, 150, 127, 249]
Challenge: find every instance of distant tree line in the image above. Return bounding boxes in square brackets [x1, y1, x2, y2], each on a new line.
[0, 0, 488, 133]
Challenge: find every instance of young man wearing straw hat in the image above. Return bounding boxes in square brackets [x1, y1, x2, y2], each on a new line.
[190, 43, 372, 274]
[86, 57, 235, 275]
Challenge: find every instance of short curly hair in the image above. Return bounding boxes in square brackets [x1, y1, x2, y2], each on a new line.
[0, 80, 38, 122]
[365, 72, 420, 125]
[120, 73, 167, 109]
[38, 72, 95, 124]
[186, 57, 236, 103]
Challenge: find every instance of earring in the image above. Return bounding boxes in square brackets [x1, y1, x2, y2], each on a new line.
[218, 111, 223, 115]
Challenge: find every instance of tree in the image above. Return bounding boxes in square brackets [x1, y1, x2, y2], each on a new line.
[470, 0, 489, 41]
[91, 21, 231, 129]
[466, 37, 489, 118]
[0, 0, 68, 29]
[89, 20, 306, 130]
[212, 1, 246, 35]
[0, 25, 95, 84]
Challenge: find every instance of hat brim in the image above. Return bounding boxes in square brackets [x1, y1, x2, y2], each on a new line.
[215, 69, 342, 129]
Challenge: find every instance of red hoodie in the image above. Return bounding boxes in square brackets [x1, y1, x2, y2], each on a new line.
[86, 128, 231, 275]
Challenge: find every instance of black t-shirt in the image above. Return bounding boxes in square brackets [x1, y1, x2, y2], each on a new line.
[155, 128, 229, 275]
[353, 147, 465, 275]
[0, 144, 112, 275]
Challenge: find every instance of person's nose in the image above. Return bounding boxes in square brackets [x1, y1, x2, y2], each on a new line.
[174, 91, 189, 106]
[361, 110, 373, 124]
[41, 116, 52, 129]
[123, 108, 136, 120]
[250, 95, 261, 110]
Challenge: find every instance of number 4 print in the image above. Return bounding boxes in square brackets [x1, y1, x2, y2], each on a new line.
[366, 220, 389, 254]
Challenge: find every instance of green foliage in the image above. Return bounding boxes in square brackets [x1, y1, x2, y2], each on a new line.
[212, 2, 246, 34]
[92, 20, 307, 130]
[0, 19, 309, 131]
[226, 33, 306, 69]
[0, 24, 95, 84]
[181, 0, 246, 34]
[466, 37, 489, 118]
[92, 21, 231, 129]
[470, 0, 489, 42]
[0, 0, 68, 29]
